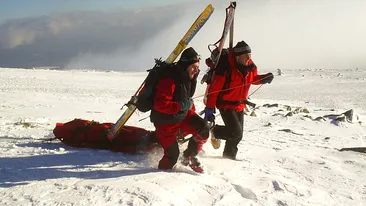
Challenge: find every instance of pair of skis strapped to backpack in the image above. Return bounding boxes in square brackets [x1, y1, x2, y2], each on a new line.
[201, 2, 236, 105]
[106, 4, 214, 142]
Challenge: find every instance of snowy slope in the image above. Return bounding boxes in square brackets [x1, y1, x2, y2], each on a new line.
[0, 67, 365, 206]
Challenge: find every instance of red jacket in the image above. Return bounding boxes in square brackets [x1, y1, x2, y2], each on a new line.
[150, 66, 196, 124]
[153, 78, 195, 114]
[206, 50, 263, 111]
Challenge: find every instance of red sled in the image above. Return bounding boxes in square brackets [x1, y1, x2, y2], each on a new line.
[53, 119, 159, 153]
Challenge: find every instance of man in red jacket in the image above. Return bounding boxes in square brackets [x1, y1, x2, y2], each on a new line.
[203, 40, 274, 160]
[150, 47, 209, 173]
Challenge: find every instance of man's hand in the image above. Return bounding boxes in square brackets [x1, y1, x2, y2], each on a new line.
[261, 73, 274, 84]
[179, 98, 193, 111]
[204, 107, 215, 122]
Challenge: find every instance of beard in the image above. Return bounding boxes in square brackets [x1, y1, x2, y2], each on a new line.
[235, 60, 255, 77]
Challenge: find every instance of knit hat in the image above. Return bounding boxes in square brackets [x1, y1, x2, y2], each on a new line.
[233, 41, 251, 56]
[179, 47, 200, 66]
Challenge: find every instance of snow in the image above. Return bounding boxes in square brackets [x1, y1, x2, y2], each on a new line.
[0, 67, 365, 206]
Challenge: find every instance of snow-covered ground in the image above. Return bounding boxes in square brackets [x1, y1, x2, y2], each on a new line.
[0, 67, 365, 206]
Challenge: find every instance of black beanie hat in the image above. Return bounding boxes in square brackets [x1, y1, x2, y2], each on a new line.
[234, 41, 251, 56]
[179, 47, 200, 68]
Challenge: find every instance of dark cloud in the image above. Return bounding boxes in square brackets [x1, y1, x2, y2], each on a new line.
[0, 5, 188, 69]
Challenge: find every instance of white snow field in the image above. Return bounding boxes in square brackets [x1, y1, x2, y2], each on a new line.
[0, 67, 365, 206]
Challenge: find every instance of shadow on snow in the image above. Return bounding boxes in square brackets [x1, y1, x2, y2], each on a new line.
[0, 140, 160, 188]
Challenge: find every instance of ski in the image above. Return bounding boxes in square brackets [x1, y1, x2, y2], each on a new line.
[201, 2, 236, 105]
[106, 4, 214, 142]
[228, 4, 235, 49]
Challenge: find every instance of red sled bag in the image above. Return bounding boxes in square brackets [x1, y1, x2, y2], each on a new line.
[53, 119, 159, 153]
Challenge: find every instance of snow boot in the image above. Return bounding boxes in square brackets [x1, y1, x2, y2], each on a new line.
[181, 155, 204, 173]
[210, 128, 221, 149]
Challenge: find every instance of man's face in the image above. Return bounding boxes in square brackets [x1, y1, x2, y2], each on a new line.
[236, 53, 252, 66]
[186, 62, 200, 80]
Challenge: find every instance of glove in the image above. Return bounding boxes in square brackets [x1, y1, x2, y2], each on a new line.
[261, 73, 274, 84]
[204, 108, 215, 122]
[179, 98, 193, 111]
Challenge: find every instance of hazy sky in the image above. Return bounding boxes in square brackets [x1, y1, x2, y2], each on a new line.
[0, 0, 187, 23]
[0, 0, 365, 70]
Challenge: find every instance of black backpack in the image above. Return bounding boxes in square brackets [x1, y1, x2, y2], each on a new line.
[136, 58, 172, 112]
[201, 48, 230, 86]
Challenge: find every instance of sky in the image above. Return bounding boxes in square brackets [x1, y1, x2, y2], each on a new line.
[0, 0, 187, 23]
[0, 0, 365, 70]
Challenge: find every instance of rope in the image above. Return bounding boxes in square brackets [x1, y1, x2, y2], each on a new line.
[138, 74, 273, 122]
[248, 84, 264, 99]
[192, 74, 272, 100]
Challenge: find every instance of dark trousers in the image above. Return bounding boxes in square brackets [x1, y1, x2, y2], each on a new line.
[213, 109, 244, 159]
